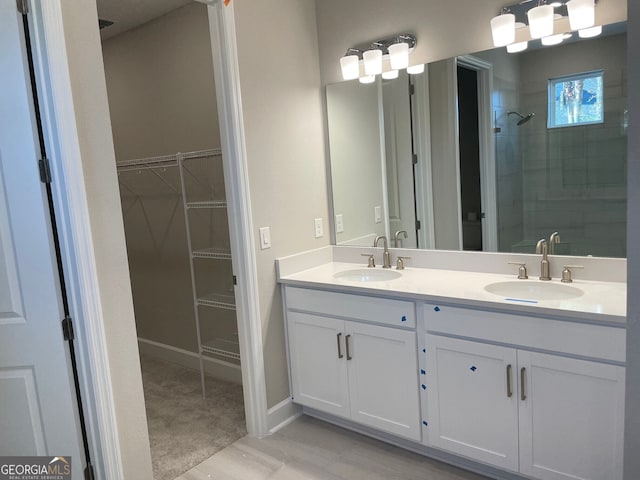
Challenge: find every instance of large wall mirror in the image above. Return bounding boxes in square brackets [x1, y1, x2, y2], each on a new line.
[327, 22, 627, 258]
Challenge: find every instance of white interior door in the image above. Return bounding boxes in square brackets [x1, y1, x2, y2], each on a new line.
[0, 2, 83, 473]
[382, 71, 417, 248]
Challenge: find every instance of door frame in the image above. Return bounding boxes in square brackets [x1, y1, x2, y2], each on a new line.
[29, 1, 123, 476]
[29, 0, 270, 476]
[456, 55, 498, 252]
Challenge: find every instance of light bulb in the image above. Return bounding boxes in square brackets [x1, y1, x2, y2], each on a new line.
[340, 54, 360, 80]
[388, 42, 409, 70]
[527, 4, 554, 39]
[363, 49, 382, 76]
[566, 0, 595, 30]
[359, 75, 375, 84]
[490, 13, 516, 47]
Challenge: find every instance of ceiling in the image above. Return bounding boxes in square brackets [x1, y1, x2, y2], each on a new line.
[97, 0, 193, 40]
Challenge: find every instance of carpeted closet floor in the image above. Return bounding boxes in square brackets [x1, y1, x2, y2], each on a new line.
[140, 355, 246, 480]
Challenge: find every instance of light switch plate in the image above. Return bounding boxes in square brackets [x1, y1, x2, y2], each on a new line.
[374, 206, 382, 224]
[259, 226, 271, 249]
[314, 218, 323, 238]
[335, 214, 344, 233]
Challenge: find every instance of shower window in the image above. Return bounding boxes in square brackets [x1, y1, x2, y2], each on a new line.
[547, 70, 604, 128]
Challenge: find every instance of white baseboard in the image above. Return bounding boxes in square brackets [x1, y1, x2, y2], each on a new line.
[138, 337, 242, 385]
[266, 398, 302, 435]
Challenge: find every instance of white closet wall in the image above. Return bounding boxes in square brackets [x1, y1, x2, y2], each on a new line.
[102, 3, 224, 357]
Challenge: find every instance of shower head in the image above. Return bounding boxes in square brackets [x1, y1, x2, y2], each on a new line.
[508, 111, 535, 126]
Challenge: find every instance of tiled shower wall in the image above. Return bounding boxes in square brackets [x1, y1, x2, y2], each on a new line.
[476, 49, 525, 253]
[517, 33, 627, 257]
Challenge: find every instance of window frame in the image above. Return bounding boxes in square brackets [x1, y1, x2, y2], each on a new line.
[547, 70, 604, 129]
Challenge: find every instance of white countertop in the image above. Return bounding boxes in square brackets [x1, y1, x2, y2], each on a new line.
[278, 261, 626, 326]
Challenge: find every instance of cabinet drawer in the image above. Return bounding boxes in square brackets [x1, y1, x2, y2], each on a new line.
[424, 303, 625, 363]
[285, 286, 415, 328]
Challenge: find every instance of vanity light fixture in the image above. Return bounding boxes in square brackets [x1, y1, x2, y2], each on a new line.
[566, 0, 595, 30]
[363, 49, 383, 76]
[490, 0, 600, 53]
[340, 34, 418, 83]
[541, 33, 565, 45]
[490, 8, 516, 47]
[507, 41, 528, 53]
[407, 63, 425, 75]
[388, 42, 409, 70]
[528, 2, 554, 39]
[340, 49, 360, 80]
[578, 25, 602, 37]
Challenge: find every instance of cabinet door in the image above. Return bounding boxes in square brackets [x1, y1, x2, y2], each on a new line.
[288, 312, 350, 418]
[425, 335, 519, 471]
[518, 351, 625, 480]
[346, 322, 421, 441]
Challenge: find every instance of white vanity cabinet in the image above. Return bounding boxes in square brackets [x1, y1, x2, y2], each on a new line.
[285, 286, 421, 441]
[424, 305, 626, 480]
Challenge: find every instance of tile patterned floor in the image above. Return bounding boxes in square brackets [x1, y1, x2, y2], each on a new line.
[176, 415, 489, 480]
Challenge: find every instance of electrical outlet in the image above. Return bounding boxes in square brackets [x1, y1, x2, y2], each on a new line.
[314, 218, 324, 238]
[374, 206, 382, 224]
[335, 214, 344, 233]
[259, 226, 271, 249]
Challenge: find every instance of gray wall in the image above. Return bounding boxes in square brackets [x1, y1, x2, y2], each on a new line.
[102, 3, 220, 160]
[327, 81, 386, 245]
[102, 3, 229, 355]
[233, 0, 330, 408]
[59, 0, 153, 477]
[624, 1, 640, 478]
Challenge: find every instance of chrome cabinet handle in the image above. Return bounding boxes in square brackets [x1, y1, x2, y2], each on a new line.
[521, 367, 527, 401]
[506, 364, 513, 398]
[345, 334, 352, 360]
[336, 333, 343, 359]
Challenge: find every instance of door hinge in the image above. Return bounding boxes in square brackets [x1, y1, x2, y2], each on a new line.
[16, 0, 29, 14]
[412, 153, 418, 165]
[38, 157, 51, 184]
[62, 316, 75, 341]
[416, 220, 422, 230]
[409, 83, 415, 95]
[232, 275, 237, 286]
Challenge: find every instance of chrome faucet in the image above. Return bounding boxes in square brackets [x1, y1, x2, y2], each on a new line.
[374, 235, 392, 268]
[549, 231, 560, 255]
[394, 230, 408, 248]
[536, 238, 551, 281]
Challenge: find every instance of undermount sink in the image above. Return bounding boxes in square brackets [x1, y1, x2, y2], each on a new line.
[333, 268, 402, 282]
[484, 281, 584, 302]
